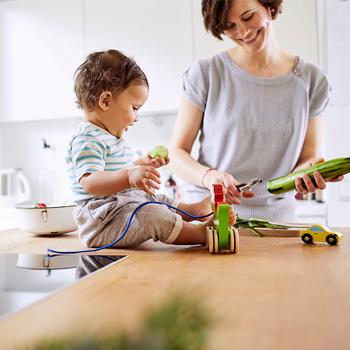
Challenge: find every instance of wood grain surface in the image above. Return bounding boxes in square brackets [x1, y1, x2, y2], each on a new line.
[237, 227, 302, 236]
[0, 227, 350, 350]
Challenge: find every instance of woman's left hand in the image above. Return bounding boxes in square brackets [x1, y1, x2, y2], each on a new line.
[295, 157, 344, 194]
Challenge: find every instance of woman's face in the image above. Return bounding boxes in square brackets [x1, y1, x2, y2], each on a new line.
[223, 0, 273, 54]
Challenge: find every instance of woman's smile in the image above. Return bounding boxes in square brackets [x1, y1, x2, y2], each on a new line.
[241, 30, 260, 44]
[222, 0, 273, 53]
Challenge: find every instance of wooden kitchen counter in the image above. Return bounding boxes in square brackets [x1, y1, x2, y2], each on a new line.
[0, 227, 350, 350]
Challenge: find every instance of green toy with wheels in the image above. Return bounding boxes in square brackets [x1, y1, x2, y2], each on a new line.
[206, 184, 239, 254]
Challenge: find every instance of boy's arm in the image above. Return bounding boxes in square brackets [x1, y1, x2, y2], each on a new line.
[80, 167, 161, 196]
[134, 158, 145, 166]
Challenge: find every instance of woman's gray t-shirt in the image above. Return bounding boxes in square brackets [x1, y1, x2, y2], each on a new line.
[182, 51, 331, 222]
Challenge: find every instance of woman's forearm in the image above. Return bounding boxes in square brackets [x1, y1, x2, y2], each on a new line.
[169, 95, 208, 187]
[168, 148, 208, 187]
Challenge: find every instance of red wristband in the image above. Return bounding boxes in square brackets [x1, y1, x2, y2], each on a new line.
[202, 168, 217, 189]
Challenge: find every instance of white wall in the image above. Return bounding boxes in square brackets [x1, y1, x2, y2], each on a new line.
[191, 0, 319, 64]
[0, 114, 178, 206]
[0, 118, 82, 205]
[2, 0, 349, 226]
[316, 0, 350, 226]
[0, 126, 3, 169]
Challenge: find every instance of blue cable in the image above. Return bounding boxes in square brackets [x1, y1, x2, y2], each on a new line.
[46, 254, 119, 263]
[47, 201, 213, 255]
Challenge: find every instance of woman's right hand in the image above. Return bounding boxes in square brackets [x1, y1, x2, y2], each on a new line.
[127, 167, 161, 195]
[203, 169, 255, 205]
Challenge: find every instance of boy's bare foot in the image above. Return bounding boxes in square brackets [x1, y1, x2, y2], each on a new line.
[177, 195, 213, 222]
[205, 205, 235, 226]
[229, 206, 237, 226]
[222, 187, 237, 226]
[195, 195, 213, 222]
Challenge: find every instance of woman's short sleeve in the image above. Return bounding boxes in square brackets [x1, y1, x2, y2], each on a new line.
[309, 72, 331, 120]
[182, 60, 208, 112]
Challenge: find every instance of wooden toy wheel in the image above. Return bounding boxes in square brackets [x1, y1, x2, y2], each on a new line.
[326, 234, 337, 245]
[229, 227, 239, 253]
[302, 234, 313, 244]
[207, 227, 218, 254]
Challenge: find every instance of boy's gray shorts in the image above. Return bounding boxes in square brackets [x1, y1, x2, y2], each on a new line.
[73, 188, 183, 248]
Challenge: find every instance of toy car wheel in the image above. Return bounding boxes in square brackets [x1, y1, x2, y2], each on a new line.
[302, 234, 313, 244]
[326, 235, 337, 245]
[229, 227, 239, 253]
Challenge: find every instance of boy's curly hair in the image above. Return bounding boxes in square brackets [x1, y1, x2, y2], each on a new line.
[74, 49, 149, 111]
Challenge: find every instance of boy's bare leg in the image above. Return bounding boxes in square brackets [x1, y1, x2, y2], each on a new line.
[172, 217, 213, 245]
[172, 202, 237, 246]
[177, 195, 237, 226]
[177, 195, 212, 222]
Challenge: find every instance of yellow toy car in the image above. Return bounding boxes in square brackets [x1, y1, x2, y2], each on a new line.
[301, 224, 343, 245]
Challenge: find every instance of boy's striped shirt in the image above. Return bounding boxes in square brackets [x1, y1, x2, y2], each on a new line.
[66, 122, 135, 202]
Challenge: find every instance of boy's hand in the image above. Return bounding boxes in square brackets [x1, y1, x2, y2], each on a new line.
[127, 166, 161, 195]
[142, 153, 170, 168]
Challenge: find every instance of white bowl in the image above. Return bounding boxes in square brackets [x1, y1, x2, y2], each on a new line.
[15, 205, 78, 235]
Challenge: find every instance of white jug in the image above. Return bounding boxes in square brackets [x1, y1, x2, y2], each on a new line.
[0, 168, 31, 207]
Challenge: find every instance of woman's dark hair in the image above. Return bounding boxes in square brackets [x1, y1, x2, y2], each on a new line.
[74, 49, 149, 111]
[202, 0, 283, 40]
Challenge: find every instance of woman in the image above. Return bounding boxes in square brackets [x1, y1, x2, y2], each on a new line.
[169, 0, 343, 222]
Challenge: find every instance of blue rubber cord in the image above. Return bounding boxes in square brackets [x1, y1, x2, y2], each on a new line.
[47, 201, 213, 255]
[46, 254, 119, 264]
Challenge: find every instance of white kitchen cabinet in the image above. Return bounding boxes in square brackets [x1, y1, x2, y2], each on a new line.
[327, 201, 350, 227]
[323, 106, 350, 226]
[84, 0, 193, 115]
[296, 201, 328, 225]
[0, 0, 320, 123]
[0, 0, 84, 122]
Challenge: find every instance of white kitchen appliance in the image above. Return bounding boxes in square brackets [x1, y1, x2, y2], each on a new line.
[0, 168, 31, 207]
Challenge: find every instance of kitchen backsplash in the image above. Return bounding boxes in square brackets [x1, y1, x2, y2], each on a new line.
[0, 114, 188, 207]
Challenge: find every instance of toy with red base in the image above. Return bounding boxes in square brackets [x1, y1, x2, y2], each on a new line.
[206, 184, 239, 254]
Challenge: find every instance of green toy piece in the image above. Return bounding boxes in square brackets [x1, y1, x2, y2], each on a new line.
[206, 184, 239, 254]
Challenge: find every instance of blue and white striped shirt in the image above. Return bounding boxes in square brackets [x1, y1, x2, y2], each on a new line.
[66, 122, 135, 202]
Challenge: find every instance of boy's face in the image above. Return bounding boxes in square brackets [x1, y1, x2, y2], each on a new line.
[105, 84, 149, 138]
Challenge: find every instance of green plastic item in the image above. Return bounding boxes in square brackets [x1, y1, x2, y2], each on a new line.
[213, 203, 230, 249]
